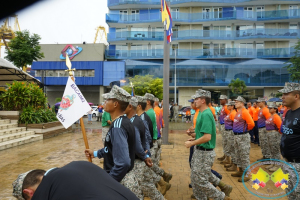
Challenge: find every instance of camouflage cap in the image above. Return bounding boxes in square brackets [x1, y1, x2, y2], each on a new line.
[106, 85, 131, 102]
[226, 101, 235, 106]
[194, 89, 211, 98]
[154, 97, 159, 102]
[12, 170, 33, 200]
[191, 95, 196, 99]
[234, 96, 246, 103]
[219, 95, 228, 100]
[278, 82, 300, 93]
[257, 97, 266, 103]
[268, 103, 278, 109]
[144, 93, 155, 101]
[102, 93, 109, 100]
[129, 96, 138, 107]
[136, 95, 147, 103]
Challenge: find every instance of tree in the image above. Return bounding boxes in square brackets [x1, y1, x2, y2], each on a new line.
[122, 75, 163, 100]
[228, 78, 247, 94]
[285, 40, 300, 82]
[5, 30, 44, 69]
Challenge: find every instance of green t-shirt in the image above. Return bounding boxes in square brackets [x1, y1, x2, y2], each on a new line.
[102, 111, 111, 127]
[146, 108, 158, 140]
[195, 108, 216, 149]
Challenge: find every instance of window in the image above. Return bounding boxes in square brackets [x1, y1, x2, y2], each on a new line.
[131, 10, 139, 21]
[213, 26, 231, 37]
[239, 43, 253, 56]
[257, 6, 265, 18]
[172, 8, 179, 19]
[214, 43, 226, 56]
[214, 7, 223, 19]
[203, 8, 211, 19]
[120, 10, 128, 21]
[244, 7, 253, 18]
[203, 44, 210, 56]
[289, 5, 298, 17]
[290, 24, 298, 34]
[116, 28, 127, 38]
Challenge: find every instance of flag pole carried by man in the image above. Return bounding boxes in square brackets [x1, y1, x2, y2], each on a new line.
[57, 53, 92, 162]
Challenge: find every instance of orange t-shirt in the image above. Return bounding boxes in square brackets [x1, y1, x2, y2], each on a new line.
[252, 107, 260, 121]
[193, 109, 200, 128]
[247, 107, 254, 118]
[230, 110, 237, 121]
[209, 106, 216, 115]
[186, 110, 191, 116]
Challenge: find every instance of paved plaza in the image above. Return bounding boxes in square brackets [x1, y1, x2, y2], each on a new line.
[0, 118, 288, 200]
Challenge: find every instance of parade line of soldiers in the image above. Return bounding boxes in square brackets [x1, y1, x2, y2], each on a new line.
[12, 82, 300, 200]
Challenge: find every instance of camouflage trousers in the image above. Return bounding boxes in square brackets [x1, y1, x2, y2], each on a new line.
[142, 166, 164, 200]
[225, 130, 236, 163]
[150, 141, 165, 177]
[234, 133, 250, 171]
[191, 148, 225, 200]
[223, 129, 232, 157]
[101, 127, 109, 145]
[266, 131, 281, 160]
[157, 138, 162, 161]
[121, 170, 143, 200]
[283, 162, 300, 200]
[220, 124, 226, 154]
[259, 127, 271, 158]
[133, 159, 146, 185]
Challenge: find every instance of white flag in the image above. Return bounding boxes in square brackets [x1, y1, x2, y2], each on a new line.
[57, 77, 91, 128]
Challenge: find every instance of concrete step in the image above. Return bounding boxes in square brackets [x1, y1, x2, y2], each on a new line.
[0, 123, 18, 130]
[0, 119, 11, 124]
[0, 127, 27, 136]
[0, 134, 43, 151]
[0, 131, 35, 142]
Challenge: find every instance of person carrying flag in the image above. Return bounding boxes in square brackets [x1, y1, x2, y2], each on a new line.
[85, 85, 142, 198]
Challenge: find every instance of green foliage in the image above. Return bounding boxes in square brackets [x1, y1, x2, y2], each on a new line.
[4, 30, 44, 69]
[275, 92, 282, 98]
[285, 40, 300, 82]
[122, 75, 163, 100]
[55, 98, 62, 103]
[19, 106, 57, 124]
[0, 81, 47, 111]
[228, 78, 247, 94]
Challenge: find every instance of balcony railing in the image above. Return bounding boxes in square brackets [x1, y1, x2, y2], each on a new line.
[105, 48, 295, 59]
[108, 0, 161, 7]
[108, 31, 164, 41]
[107, 29, 299, 42]
[106, 9, 300, 23]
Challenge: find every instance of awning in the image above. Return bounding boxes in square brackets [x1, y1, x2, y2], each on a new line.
[0, 58, 42, 86]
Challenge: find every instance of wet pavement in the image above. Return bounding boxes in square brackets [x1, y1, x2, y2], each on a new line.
[0, 118, 288, 199]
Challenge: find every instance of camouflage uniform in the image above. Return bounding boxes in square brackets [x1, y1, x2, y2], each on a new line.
[101, 127, 109, 145]
[133, 159, 145, 185]
[150, 141, 164, 176]
[283, 162, 300, 200]
[223, 129, 232, 157]
[191, 148, 225, 200]
[220, 124, 226, 153]
[121, 170, 144, 200]
[157, 138, 162, 161]
[259, 127, 271, 158]
[266, 130, 281, 160]
[142, 166, 164, 200]
[234, 134, 251, 171]
[225, 130, 236, 164]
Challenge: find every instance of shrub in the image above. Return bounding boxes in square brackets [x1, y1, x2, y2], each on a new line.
[0, 81, 47, 111]
[19, 106, 57, 124]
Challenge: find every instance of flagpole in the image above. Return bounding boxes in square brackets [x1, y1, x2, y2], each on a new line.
[65, 56, 92, 163]
[162, 23, 170, 145]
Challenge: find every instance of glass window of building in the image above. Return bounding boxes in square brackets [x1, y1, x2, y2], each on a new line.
[289, 24, 298, 34]
[244, 7, 253, 18]
[289, 5, 298, 17]
[214, 43, 226, 56]
[46, 70, 56, 77]
[172, 8, 179, 19]
[213, 7, 222, 18]
[202, 8, 211, 19]
[256, 24, 264, 35]
[131, 10, 139, 21]
[257, 6, 265, 19]
[116, 45, 128, 57]
[131, 27, 147, 38]
[116, 28, 127, 38]
[120, 10, 128, 21]
[203, 44, 210, 56]
[239, 43, 253, 55]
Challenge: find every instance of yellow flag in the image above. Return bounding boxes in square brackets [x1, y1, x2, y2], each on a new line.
[66, 53, 72, 70]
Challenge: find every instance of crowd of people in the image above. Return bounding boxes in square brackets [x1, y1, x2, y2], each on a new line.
[12, 82, 300, 200]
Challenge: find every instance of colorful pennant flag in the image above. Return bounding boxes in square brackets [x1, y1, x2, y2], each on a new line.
[161, 0, 173, 43]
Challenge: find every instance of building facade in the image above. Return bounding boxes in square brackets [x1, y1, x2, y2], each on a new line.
[106, 0, 299, 105]
[32, 43, 125, 106]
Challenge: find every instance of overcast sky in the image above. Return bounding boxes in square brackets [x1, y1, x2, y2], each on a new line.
[1, 0, 108, 58]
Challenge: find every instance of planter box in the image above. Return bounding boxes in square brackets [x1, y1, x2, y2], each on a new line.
[0, 111, 20, 123]
[19, 121, 72, 139]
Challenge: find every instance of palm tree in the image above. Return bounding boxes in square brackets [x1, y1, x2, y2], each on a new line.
[228, 78, 247, 94]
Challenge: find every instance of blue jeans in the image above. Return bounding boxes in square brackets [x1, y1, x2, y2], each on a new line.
[88, 114, 92, 121]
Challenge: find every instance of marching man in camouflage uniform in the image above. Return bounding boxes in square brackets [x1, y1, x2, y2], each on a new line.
[278, 82, 300, 200]
[218, 95, 230, 163]
[184, 89, 232, 200]
[85, 85, 143, 199]
[256, 97, 271, 161]
[231, 96, 254, 182]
